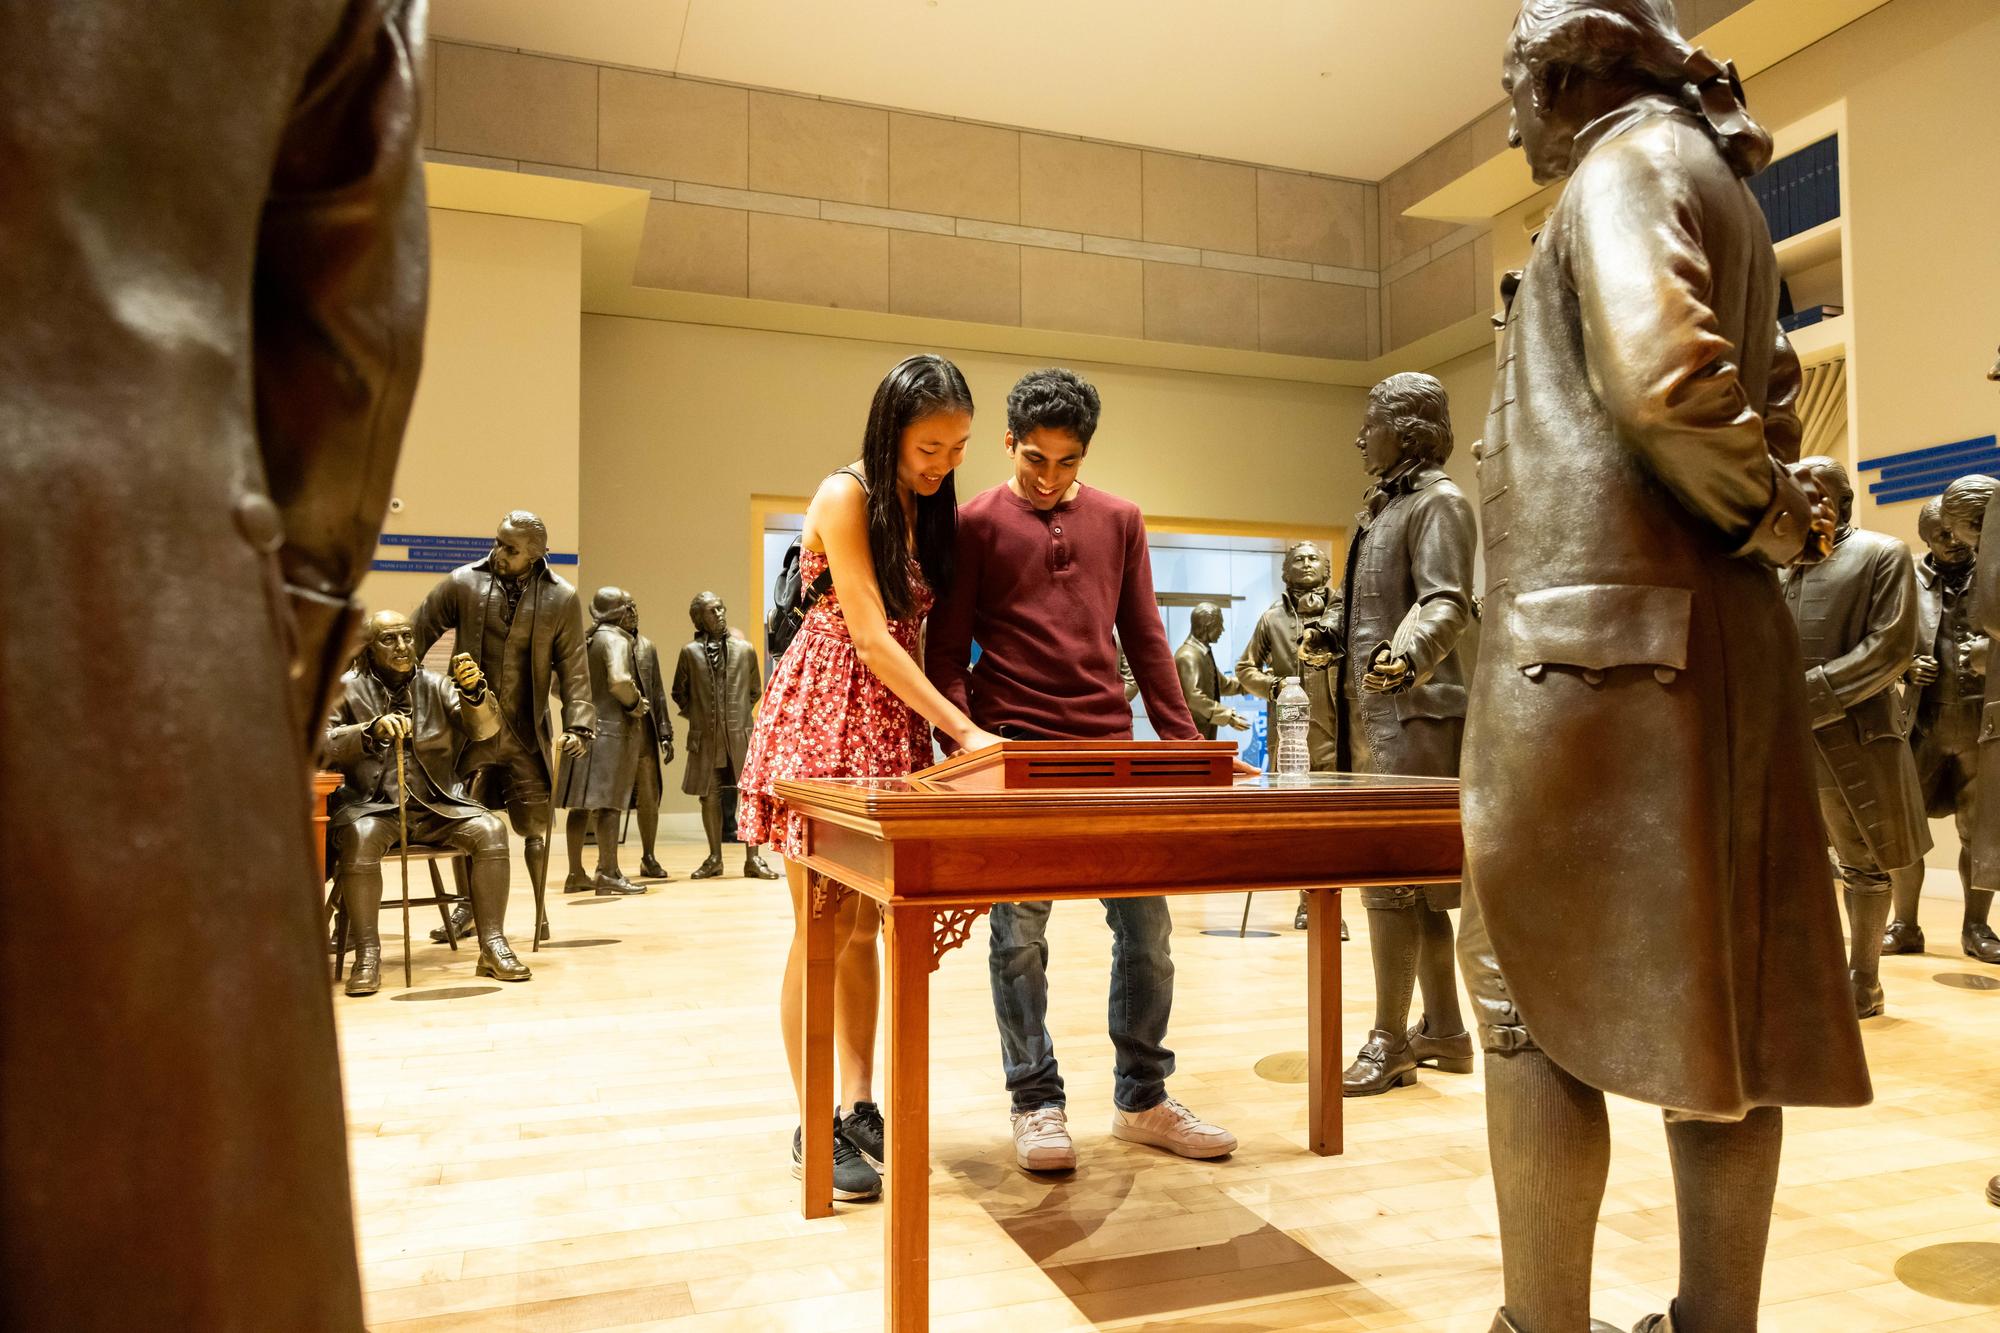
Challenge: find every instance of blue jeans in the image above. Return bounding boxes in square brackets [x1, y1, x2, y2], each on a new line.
[987, 897, 1176, 1114]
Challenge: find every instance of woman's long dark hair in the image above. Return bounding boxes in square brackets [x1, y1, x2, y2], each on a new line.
[858, 354, 972, 619]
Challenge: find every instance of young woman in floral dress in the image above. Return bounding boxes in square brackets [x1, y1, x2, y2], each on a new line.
[738, 354, 1001, 1200]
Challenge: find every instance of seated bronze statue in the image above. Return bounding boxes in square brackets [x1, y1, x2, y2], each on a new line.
[325, 611, 532, 994]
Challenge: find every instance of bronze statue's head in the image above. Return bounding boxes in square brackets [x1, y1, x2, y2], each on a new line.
[1358, 372, 1452, 477]
[1795, 456, 1853, 531]
[1941, 475, 2000, 555]
[1505, 0, 1771, 184]
[591, 586, 636, 630]
[690, 591, 727, 638]
[362, 609, 418, 680]
[1190, 602, 1225, 645]
[1282, 542, 1329, 594]
[491, 510, 548, 580]
[1918, 495, 1971, 570]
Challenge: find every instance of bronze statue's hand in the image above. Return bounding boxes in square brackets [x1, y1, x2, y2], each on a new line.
[661, 744, 676, 765]
[1221, 708, 1252, 732]
[628, 694, 650, 716]
[1801, 497, 1837, 563]
[558, 729, 589, 759]
[369, 713, 413, 745]
[1968, 636, 1991, 676]
[1908, 655, 1940, 687]
[449, 653, 485, 696]
[1361, 649, 1414, 695]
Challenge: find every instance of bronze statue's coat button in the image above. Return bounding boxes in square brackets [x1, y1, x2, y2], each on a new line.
[1522, 663, 1546, 681]
[233, 493, 284, 552]
[1581, 669, 1606, 685]
[1654, 667, 1677, 684]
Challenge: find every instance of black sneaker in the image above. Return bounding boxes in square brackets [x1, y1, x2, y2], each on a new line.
[790, 1122, 881, 1201]
[840, 1101, 886, 1172]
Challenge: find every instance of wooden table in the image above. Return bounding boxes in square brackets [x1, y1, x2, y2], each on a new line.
[774, 742, 1462, 1331]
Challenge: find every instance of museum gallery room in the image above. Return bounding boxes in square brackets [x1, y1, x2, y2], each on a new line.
[15, 0, 2000, 1329]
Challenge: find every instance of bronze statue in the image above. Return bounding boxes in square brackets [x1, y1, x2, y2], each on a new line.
[1462, 4, 1867, 1330]
[1174, 603, 1251, 739]
[1983, 351, 2000, 1214]
[415, 510, 594, 943]
[1240, 542, 1341, 929]
[557, 588, 651, 895]
[1314, 372, 1476, 1098]
[1888, 486, 2000, 962]
[325, 613, 530, 991]
[1238, 542, 1339, 767]
[1779, 457, 1930, 1016]
[673, 593, 780, 879]
[631, 608, 677, 880]
[2, 2, 428, 1324]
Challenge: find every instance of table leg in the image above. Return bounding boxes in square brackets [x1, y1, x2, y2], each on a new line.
[1306, 886, 1343, 1157]
[800, 874, 839, 1219]
[883, 903, 932, 1333]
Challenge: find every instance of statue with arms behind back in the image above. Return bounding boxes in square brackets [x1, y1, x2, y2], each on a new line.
[1461, 3, 1866, 1330]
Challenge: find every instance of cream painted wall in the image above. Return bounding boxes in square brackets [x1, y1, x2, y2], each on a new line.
[579, 315, 1372, 807]
[358, 209, 583, 623]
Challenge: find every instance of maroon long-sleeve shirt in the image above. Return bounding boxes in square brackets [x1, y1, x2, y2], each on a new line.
[926, 483, 1200, 743]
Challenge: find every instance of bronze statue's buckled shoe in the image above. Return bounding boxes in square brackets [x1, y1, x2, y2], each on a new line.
[1852, 968, 1885, 1019]
[1962, 923, 2000, 964]
[476, 940, 531, 982]
[1881, 919, 1925, 955]
[1405, 1021, 1475, 1074]
[638, 855, 669, 880]
[593, 871, 646, 896]
[345, 945, 382, 997]
[690, 854, 725, 880]
[429, 901, 475, 943]
[1343, 1028, 1418, 1096]
[743, 852, 781, 880]
[1486, 1312, 1626, 1333]
[562, 869, 594, 894]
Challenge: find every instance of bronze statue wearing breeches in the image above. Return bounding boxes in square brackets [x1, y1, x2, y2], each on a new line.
[673, 592, 779, 880]
[1899, 476, 2000, 964]
[414, 510, 595, 943]
[558, 588, 650, 895]
[325, 613, 531, 993]
[1780, 457, 1931, 1017]
[1330, 373, 1477, 1099]
[1463, 6, 1868, 1330]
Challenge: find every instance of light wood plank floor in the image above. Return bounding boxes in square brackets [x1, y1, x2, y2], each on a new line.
[335, 836, 2000, 1330]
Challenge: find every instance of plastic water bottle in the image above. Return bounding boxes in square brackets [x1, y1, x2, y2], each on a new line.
[1275, 676, 1310, 781]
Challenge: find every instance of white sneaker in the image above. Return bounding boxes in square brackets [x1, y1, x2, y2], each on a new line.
[1011, 1104, 1077, 1171]
[1111, 1096, 1237, 1159]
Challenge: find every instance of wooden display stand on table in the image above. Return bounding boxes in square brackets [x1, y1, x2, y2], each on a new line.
[775, 740, 1462, 1332]
[312, 770, 343, 881]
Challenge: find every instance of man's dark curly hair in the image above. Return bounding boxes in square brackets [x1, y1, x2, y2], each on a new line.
[1006, 367, 1102, 448]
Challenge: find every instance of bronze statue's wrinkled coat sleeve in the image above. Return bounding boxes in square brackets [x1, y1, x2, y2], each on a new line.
[603, 627, 643, 712]
[255, 0, 431, 730]
[1236, 616, 1281, 701]
[1805, 541, 1920, 727]
[1401, 486, 1477, 686]
[457, 676, 501, 742]
[1567, 141, 1814, 566]
[1764, 333, 1805, 465]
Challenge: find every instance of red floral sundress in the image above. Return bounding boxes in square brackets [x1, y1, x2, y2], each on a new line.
[737, 548, 934, 859]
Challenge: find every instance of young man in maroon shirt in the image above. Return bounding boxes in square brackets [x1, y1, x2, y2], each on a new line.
[927, 367, 1240, 1171]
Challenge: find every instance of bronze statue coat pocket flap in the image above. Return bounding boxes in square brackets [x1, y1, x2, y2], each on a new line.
[1510, 584, 1690, 685]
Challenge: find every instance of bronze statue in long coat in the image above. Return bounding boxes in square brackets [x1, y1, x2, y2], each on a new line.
[1173, 603, 1250, 740]
[1901, 477, 2000, 963]
[1462, 6, 1868, 1330]
[1780, 457, 1929, 1016]
[1323, 373, 1477, 1098]
[414, 511, 595, 941]
[673, 592, 778, 879]
[557, 588, 649, 894]
[1237, 542, 1339, 768]
[1, 1, 427, 1326]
